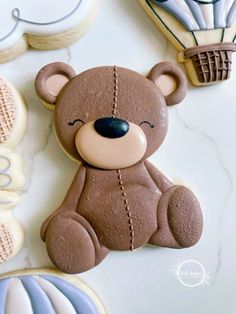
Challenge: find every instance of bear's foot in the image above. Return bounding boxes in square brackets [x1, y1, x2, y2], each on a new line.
[149, 186, 203, 248]
[44, 212, 109, 274]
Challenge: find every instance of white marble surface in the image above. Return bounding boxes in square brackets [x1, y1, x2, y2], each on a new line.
[1, 0, 236, 313]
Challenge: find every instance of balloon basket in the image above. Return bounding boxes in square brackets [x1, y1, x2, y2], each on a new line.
[179, 43, 236, 86]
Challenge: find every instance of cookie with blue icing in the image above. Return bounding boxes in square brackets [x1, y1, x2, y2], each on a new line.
[0, 269, 106, 314]
[139, 0, 236, 86]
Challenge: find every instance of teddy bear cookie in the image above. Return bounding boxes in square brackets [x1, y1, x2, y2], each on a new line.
[0, 76, 27, 263]
[0, 0, 98, 63]
[35, 61, 203, 274]
[139, 0, 236, 86]
[0, 269, 106, 314]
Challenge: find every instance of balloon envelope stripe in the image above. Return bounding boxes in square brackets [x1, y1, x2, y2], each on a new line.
[0, 278, 10, 314]
[152, 0, 198, 30]
[185, 0, 207, 29]
[42, 275, 100, 314]
[150, 0, 236, 30]
[227, 0, 236, 26]
[146, 0, 186, 47]
[20, 276, 56, 314]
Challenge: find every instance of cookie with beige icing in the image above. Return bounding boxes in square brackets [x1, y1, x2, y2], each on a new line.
[139, 0, 236, 86]
[0, 0, 98, 63]
[0, 76, 27, 264]
[0, 269, 106, 314]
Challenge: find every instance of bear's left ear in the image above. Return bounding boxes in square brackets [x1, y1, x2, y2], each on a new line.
[35, 62, 76, 109]
[148, 62, 187, 106]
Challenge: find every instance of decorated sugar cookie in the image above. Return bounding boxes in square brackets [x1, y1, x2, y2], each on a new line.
[139, 0, 236, 86]
[0, 77, 27, 264]
[35, 62, 203, 274]
[0, 269, 106, 314]
[0, 0, 98, 63]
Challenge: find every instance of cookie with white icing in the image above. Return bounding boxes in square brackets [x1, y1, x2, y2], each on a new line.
[0, 77, 27, 264]
[139, 0, 236, 86]
[0, 0, 98, 63]
[0, 269, 106, 314]
[0, 149, 25, 191]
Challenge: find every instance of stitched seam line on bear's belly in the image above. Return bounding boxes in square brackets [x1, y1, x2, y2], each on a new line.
[112, 66, 118, 118]
[117, 169, 135, 251]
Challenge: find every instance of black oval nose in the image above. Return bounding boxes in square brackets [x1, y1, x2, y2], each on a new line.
[94, 117, 129, 139]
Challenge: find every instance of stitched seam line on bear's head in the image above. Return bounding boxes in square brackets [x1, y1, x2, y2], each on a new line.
[112, 66, 118, 118]
[117, 169, 134, 251]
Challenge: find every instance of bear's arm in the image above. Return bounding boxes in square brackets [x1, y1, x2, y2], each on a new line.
[61, 164, 87, 210]
[40, 165, 86, 240]
[144, 160, 173, 193]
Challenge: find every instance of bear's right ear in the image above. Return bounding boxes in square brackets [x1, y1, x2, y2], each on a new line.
[148, 62, 187, 106]
[35, 62, 76, 109]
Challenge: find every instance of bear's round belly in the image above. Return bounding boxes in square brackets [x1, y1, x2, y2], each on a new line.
[78, 186, 161, 250]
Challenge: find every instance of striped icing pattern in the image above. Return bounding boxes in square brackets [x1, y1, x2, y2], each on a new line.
[0, 275, 100, 314]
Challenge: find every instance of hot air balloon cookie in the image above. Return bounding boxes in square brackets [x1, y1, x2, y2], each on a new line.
[140, 0, 236, 86]
[0, 76, 27, 264]
[0, 269, 106, 314]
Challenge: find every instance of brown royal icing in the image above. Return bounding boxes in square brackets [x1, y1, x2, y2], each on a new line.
[184, 42, 236, 83]
[35, 62, 203, 274]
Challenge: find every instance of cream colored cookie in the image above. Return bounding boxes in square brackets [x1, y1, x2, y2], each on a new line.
[0, 194, 23, 265]
[0, 0, 98, 63]
[0, 76, 27, 264]
[0, 192, 24, 264]
[0, 149, 25, 191]
[139, 0, 236, 86]
[0, 269, 106, 314]
[0, 212, 24, 264]
[0, 76, 27, 149]
[0, 190, 21, 211]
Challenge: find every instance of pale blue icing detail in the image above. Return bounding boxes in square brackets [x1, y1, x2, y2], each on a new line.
[146, 0, 235, 30]
[20, 276, 56, 314]
[42, 275, 99, 314]
[226, 0, 236, 26]
[0, 279, 10, 314]
[185, 0, 207, 29]
[214, 0, 227, 27]
[151, 0, 198, 30]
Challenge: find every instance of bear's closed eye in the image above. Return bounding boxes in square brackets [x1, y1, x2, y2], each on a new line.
[140, 121, 155, 128]
[68, 119, 85, 126]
